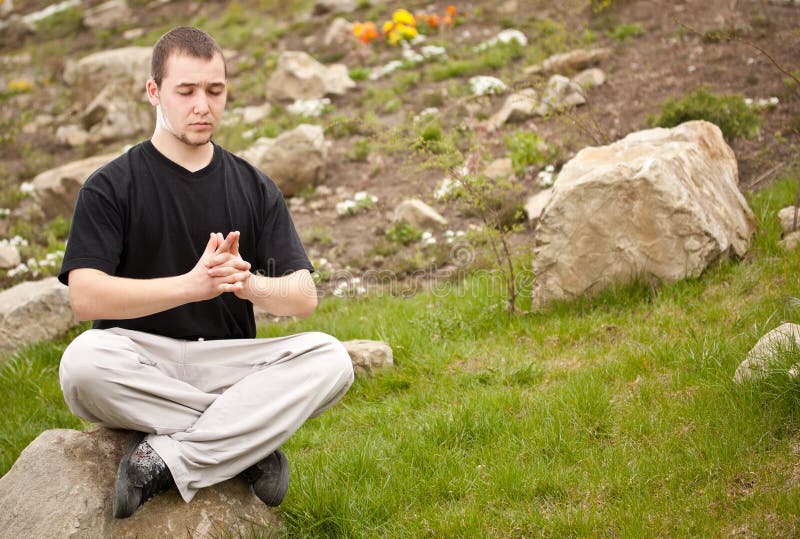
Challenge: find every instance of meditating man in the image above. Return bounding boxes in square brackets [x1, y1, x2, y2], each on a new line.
[58, 26, 354, 519]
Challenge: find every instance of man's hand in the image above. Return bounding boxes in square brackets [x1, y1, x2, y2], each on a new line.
[186, 232, 251, 301]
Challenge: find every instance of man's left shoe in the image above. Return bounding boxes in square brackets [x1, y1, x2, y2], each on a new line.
[241, 449, 290, 507]
[113, 431, 175, 519]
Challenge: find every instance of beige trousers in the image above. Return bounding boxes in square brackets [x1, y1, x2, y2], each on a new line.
[59, 328, 354, 501]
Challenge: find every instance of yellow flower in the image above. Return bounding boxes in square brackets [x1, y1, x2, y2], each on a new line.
[396, 23, 418, 40]
[6, 79, 33, 93]
[392, 9, 416, 27]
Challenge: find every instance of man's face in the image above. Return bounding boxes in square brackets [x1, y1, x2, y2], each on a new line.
[149, 52, 227, 147]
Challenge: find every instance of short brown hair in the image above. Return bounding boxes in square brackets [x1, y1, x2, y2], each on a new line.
[151, 26, 226, 87]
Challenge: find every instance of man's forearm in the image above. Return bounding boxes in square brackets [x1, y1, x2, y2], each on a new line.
[68, 268, 194, 321]
[237, 270, 318, 318]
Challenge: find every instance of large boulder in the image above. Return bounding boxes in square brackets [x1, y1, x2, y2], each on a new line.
[238, 124, 327, 197]
[31, 153, 118, 220]
[0, 277, 76, 351]
[83, 0, 133, 30]
[393, 199, 448, 230]
[82, 84, 152, 144]
[266, 51, 355, 103]
[531, 120, 756, 309]
[734, 323, 800, 384]
[0, 428, 278, 538]
[64, 47, 152, 103]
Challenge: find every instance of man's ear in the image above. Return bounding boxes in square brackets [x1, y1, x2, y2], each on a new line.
[146, 79, 159, 107]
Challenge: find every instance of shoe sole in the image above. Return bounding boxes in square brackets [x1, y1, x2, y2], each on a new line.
[113, 431, 146, 519]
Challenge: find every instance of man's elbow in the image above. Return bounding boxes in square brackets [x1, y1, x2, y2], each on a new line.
[295, 293, 318, 319]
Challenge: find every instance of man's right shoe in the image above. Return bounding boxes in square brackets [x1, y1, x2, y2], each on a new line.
[241, 449, 290, 507]
[113, 431, 175, 519]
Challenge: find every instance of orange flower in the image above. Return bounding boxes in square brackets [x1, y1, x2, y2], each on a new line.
[447, 5, 457, 17]
[424, 14, 440, 28]
[353, 21, 378, 44]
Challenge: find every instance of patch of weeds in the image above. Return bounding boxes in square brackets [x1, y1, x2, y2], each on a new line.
[349, 68, 370, 82]
[606, 23, 644, 42]
[346, 138, 371, 162]
[325, 113, 377, 139]
[504, 130, 560, 177]
[35, 6, 83, 40]
[393, 72, 421, 94]
[386, 223, 423, 246]
[302, 224, 334, 246]
[649, 86, 761, 141]
[428, 59, 475, 82]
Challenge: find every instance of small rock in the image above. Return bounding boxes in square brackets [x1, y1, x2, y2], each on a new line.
[393, 199, 448, 230]
[536, 75, 586, 115]
[83, 0, 132, 30]
[55, 124, 90, 147]
[524, 189, 553, 228]
[123, 28, 145, 40]
[240, 103, 273, 125]
[323, 17, 353, 49]
[484, 158, 513, 180]
[82, 84, 151, 143]
[779, 230, 800, 251]
[0, 244, 21, 269]
[525, 48, 611, 76]
[22, 114, 54, 135]
[778, 206, 799, 234]
[486, 88, 538, 131]
[0, 278, 77, 351]
[734, 323, 800, 384]
[266, 51, 355, 103]
[314, 0, 357, 15]
[238, 125, 327, 197]
[572, 67, 606, 89]
[343, 339, 394, 376]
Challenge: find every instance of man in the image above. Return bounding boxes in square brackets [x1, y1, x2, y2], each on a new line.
[58, 26, 354, 519]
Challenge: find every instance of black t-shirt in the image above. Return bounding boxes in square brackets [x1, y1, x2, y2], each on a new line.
[58, 140, 313, 340]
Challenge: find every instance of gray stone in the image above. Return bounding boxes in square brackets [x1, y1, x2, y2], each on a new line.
[525, 48, 611, 76]
[343, 339, 394, 376]
[572, 67, 606, 89]
[238, 125, 327, 197]
[0, 278, 76, 351]
[324, 17, 354, 50]
[524, 189, 553, 228]
[82, 84, 151, 144]
[531, 121, 756, 309]
[266, 51, 355, 103]
[64, 47, 152, 104]
[779, 230, 800, 251]
[734, 323, 800, 384]
[393, 199, 448, 230]
[0, 428, 279, 538]
[314, 0, 358, 14]
[486, 89, 538, 132]
[84, 0, 132, 30]
[55, 124, 90, 148]
[484, 158, 513, 180]
[0, 244, 20, 269]
[536, 75, 586, 115]
[778, 206, 799, 234]
[32, 154, 119, 219]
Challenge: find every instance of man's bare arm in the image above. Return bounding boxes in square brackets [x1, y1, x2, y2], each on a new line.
[68, 233, 251, 321]
[234, 269, 318, 318]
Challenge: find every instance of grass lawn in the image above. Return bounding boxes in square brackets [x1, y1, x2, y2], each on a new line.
[3, 174, 800, 537]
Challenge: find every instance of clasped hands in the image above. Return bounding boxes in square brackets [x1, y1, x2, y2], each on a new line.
[190, 231, 253, 301]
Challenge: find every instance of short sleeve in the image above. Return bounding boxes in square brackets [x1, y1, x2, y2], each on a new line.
[255, 191, 313, 277]
[58, 184, 124, 285]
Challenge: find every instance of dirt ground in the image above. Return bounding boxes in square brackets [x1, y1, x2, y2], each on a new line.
[0, 0, 798, 290]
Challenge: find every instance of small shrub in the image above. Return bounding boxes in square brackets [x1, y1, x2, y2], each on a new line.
[504, 131, 559, 177]
[346, 138, 371, 162]
[349, 68, 370, 81]
[36, 6, 83, 39]
[386, 223, 423, 246]
[649, 87, 762, 140]
[606, 23, 644, 42]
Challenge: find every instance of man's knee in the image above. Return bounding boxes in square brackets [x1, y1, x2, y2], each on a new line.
[308, 332, 355, 388]
[60, 329, 134, 395]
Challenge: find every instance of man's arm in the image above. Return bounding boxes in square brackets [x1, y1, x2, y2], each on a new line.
[68, 233, 251, 321]
[234, 269, 318, 318]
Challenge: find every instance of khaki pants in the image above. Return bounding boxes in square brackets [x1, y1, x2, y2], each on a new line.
[59, 328, 354, 501]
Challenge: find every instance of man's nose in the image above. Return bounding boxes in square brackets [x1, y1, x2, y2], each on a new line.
[193, 94, 210, 115]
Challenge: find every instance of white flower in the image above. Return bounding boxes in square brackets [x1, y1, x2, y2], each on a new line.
[434, 177, 461, 200]
[420, 45, 447, 59]
[469, 76, 507, 96]
[0, 208, 9, 217]
[369, 61, 404, 80]
[414, 107, 439, 123]
[336, 200, 357, 215]
[354, 191, 368, 201]
[769, 96, 779, 106]
[474, 29, 528, 51]
[287, 98, 331, 117]
[402, 48, 424, 63]
[19, 182, 35, 194]
[537, 168, 555, 188]
[744, 98, 754, 107]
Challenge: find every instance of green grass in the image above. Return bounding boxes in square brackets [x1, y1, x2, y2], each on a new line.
[3, 174, 800, 536]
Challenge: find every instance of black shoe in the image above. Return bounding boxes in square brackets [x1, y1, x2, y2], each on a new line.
[241, 449, 289, 507]
[113, 431, 174, 519]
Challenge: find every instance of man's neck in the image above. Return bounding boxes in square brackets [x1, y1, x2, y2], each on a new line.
[150, 131, 214, 173]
